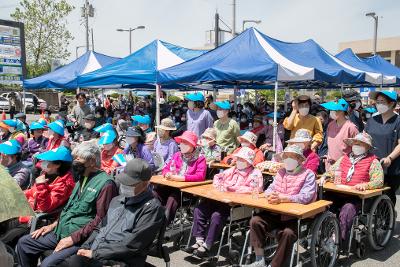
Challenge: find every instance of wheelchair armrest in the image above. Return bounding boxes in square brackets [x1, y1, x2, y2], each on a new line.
[30, 207, 64, 233]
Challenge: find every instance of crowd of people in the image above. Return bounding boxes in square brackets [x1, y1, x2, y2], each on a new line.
[0, 88, 398, 267]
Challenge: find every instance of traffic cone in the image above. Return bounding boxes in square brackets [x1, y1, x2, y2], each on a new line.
[1, 110, 6, 121]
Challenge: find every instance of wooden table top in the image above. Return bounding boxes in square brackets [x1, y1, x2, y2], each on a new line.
[182, 184, 332, 219]
[150, 175, 213, 189]
[322, 182, 390, 199]
[209, 162, 276, 176]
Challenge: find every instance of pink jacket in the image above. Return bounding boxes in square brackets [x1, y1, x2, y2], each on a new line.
[162, 152, 207, 182]
[213, 166, 263, 194]
[303, 149, 320, 174]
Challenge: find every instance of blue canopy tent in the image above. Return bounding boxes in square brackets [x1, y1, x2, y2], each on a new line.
[158, 28, 396, 150]
[336, 48, 398, 86]
[23, 51, 120, 89]
[77, 40, 207, 124]
[336, 48, 400, 85]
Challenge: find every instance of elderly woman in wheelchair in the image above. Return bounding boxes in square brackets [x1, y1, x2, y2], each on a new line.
[243, 145, 318, 267]
[321, 132, 394, 256]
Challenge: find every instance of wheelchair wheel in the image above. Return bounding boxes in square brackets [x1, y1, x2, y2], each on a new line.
[367, 194, 395, 250]
[310, 212, 340, 267]
[264, 235, 277, 261]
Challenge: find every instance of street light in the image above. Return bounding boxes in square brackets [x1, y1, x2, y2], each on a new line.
[366, 12, 378, 55]
[116, 26, 145, 54]
[242, 19, 261, 32]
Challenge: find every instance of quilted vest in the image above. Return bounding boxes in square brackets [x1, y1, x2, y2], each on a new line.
[339, 154, 376, 186]
[54, 171, 112, 240]
[273, 168, 312, 196]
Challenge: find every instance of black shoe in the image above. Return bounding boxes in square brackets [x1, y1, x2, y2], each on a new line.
[193, 246, 210, 259]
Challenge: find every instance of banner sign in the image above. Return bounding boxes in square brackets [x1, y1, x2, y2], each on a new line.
[0, 20, 26, 85]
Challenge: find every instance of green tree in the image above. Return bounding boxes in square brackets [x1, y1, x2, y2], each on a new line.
[11, 0, 74, 77]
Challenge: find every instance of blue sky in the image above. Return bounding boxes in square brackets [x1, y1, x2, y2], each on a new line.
[1, 0, 399, 62]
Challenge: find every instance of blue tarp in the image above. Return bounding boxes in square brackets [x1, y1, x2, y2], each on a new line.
[158, 28, 395, 88]
[77, 40, 207, 88]
[23, 51, 120, 89]
[336, 48, 399, 85]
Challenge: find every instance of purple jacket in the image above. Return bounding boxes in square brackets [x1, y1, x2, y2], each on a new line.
[123, 143, 155, 171]
[22, 136, 49, 161]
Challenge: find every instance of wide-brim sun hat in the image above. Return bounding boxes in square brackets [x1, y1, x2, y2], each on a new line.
[369, 90, 398, 102]
[0, 140, 21, 155]
[36, 146, 73, 162]
[126, 127, 144, 138]
[342, 89, 361, 102]
[30, 122, 45, 131]
[175, 131, 198, 147]
[266, 112, 283, 119]
[131, 115, 151, 125]
[201, 128, 217, 141]
[287, 129, 312, 143]
[320, 98, 348, 111]
[276, 144, 306, 162]
[94, 123, 114, 133]
[155, 118, 176, 131]
[47, 120, 65, 136]
[237, 131, 258, 147]
[233, 147, 256, 165]
[3, 119, 18, 128]
[185, 92, 205, 102]
[215, 100, 231, 110]
[363, 107, 377, 114]
[343, 132, 374, 148]
[98, 130, 117, 145]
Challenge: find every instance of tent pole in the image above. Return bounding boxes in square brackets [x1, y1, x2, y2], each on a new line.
[155, 84, 161, 126]
[23, 87, 26, 113]
[234, 85, 238, 112]
[273, 81, 278, 152]
[77, 87, 80, 94]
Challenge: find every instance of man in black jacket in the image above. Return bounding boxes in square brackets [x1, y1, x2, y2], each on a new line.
[59, 158, 165, 267]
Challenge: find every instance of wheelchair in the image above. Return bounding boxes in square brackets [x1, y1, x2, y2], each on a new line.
[319, 182, 395, 259]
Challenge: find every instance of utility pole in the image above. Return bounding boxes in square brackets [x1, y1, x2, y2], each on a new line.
[91, 28, 94, 51]
[214, 12, 219, 48]
[366, 12, 378, 55]
[232, 0, 236, 37]
[82, 1, 94, 52]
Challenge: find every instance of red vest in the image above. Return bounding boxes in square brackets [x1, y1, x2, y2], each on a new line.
[339, 154, 376, 186]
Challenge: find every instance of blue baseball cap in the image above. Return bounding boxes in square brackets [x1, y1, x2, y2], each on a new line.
[98, 130, 117, 145]
[0, 140, 21, 155]
[131, 115, 151, 125]
[36, 146, 73, 162]
[185, 92, 204, 102]
[47, 120, 65, 136]
[215, 101, 231, 110]
[30, 122, 45, 131]
[364, 107, 377, 114]
[266, 112, 283, 119]
[94, 123, 114, 133]
[320, 98, 349, 111]
[369, 90, 398, 102]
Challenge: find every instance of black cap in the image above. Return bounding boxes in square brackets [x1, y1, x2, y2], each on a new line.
[84, 114, 95, 121]
[15, 113, 26, 118]
[126, 126, 144, 137]
[116, 158, 152, 186]
[342, 89, 361, 102]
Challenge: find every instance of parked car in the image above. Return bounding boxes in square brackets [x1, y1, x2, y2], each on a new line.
[1, 92, 46, 111]
[0, 96, 10, 112]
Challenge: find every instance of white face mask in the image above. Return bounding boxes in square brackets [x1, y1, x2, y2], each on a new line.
[355, 102, 361, 110]
[187, 101, 195, 110]
[236, 160, 249, 170]
[48, 129, 54, 137]
[126, 137, 137, 145]
[180, 143, 192, 154]
[119, 183, 137, 197]
[283, 158, 299, 171]
[298, 107, 310, 116]
[8, 127, 15, 133]
[268, 119, 274, 125]
[376, 103, 390, 114]
[241, 142, 250, 148]
[217, 110, 226, 119]
[84, 122, 93, 129]
[366, 113, 372, 119]
[352, 144, 366, 156]
[329, 111, 337, 120]
[103, 143, 114, 150]
[295, 143, 306, 149]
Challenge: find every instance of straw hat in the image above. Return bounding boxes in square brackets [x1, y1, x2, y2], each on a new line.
[343, 132, 373, 148]
[155, 118, 176, 131]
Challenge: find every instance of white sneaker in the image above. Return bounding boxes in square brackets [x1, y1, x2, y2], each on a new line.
[241, 259, 266, 267]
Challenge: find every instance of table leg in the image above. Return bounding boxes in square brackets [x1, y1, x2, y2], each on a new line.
[296, 219, 301, 266]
